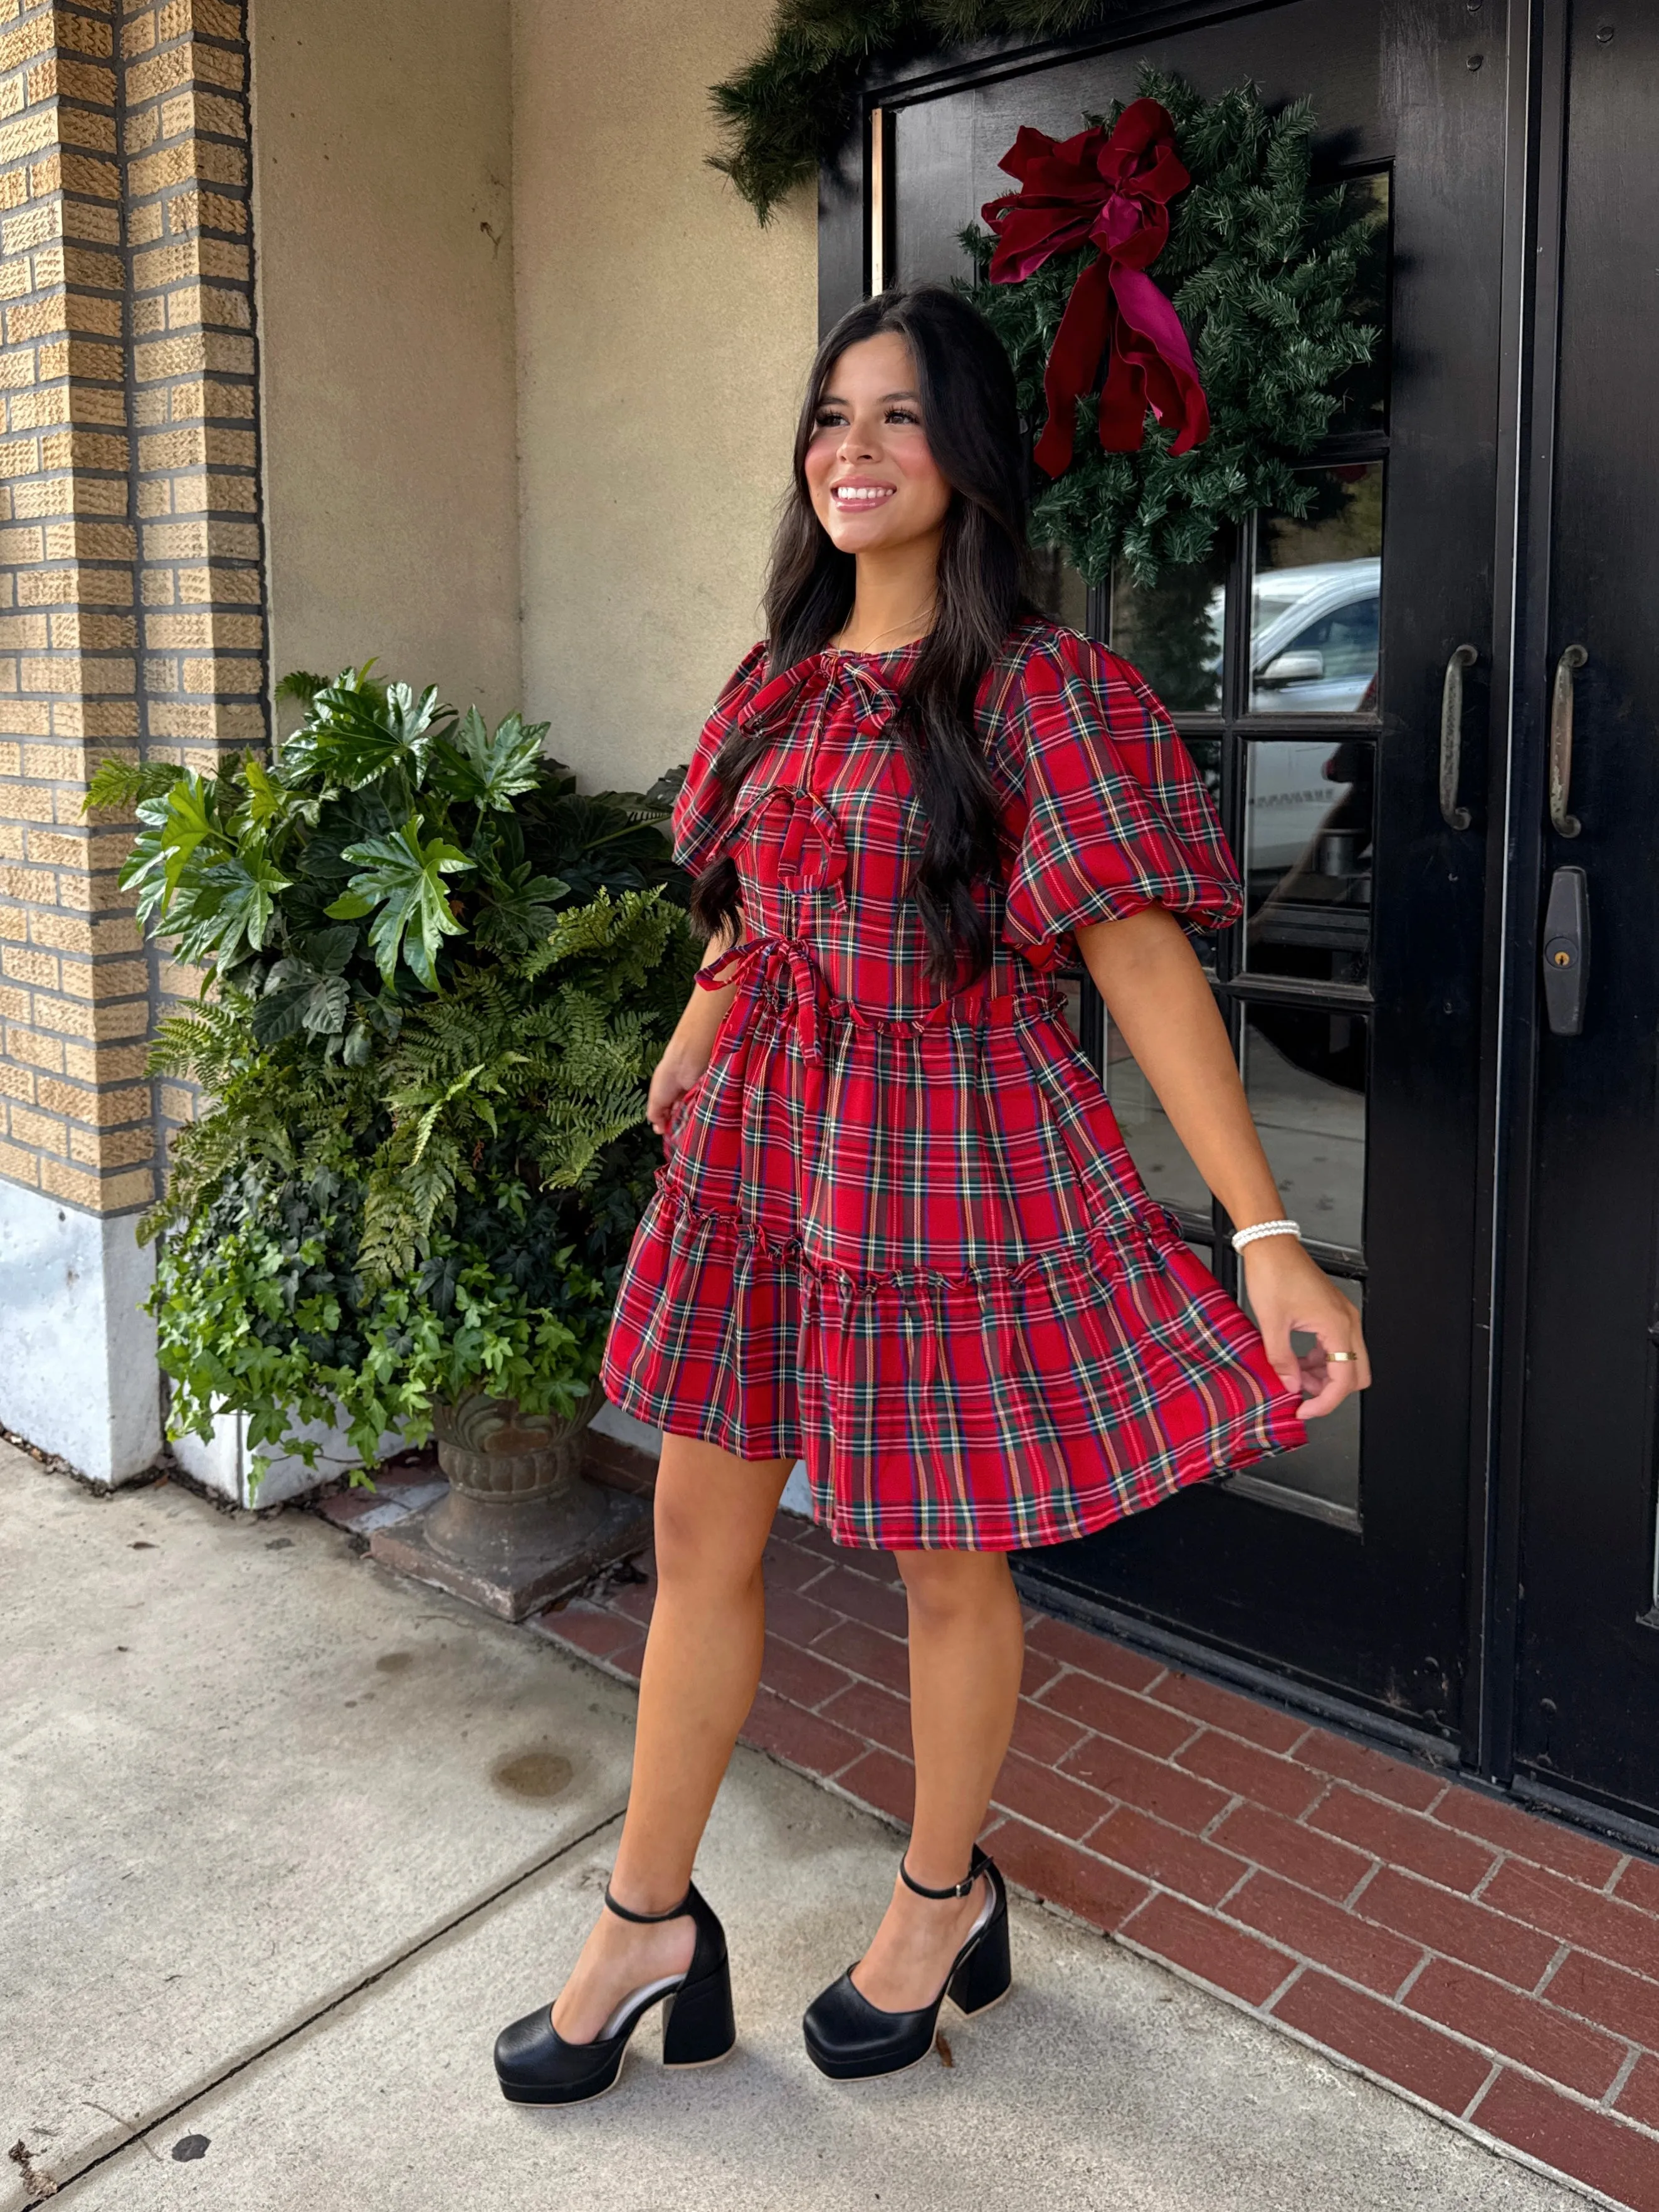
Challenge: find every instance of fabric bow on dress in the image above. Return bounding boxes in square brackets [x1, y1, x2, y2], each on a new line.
[981, 97, 1210, 477]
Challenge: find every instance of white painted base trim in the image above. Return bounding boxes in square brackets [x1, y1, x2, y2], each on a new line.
[0, 1178, 161, 1487]
[171, 1406, 407, 1509]
[590, 1402, 813, 1520]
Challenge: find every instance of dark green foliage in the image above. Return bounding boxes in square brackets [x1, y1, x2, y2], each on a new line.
[965, 71, 1384, 586]
[91, 666, 698, 1482]
[709, 0, 1115, 220]
[87, 663, 687, 1057]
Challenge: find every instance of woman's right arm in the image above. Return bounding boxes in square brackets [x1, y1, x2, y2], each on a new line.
[644, 922, 742, 1136]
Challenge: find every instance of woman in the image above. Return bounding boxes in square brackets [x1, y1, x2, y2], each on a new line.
[493, 284, 1368, 2102]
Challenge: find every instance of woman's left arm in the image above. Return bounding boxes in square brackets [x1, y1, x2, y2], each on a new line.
[1074, 902, 1371, 1421]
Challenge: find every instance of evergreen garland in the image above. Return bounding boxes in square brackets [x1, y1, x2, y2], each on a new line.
[966, 71, 1385, 586]
[710, 1, 1120, 220]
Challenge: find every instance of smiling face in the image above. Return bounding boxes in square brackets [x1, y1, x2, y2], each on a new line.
[803, 330, 955, 562]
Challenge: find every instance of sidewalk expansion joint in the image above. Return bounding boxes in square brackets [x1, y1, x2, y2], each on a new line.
[31, 1804, 628, 2206]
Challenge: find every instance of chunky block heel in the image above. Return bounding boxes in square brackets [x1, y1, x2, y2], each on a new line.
[493, 1878, 734, 2104]
[803, 1847, 1011, 2081]
[947, 1883, 1011, 2014]
[661, 1950, 737, 2067]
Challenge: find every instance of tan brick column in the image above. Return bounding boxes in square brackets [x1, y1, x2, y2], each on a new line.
[123, 0, 262, 1144]
[0, 0, 265, 1483]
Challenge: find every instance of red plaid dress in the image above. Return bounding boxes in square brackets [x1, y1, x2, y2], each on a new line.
[601, 618, 1305, 1550]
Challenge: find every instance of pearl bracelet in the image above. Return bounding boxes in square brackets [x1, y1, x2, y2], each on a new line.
[1230, 1218, 1301, 1254]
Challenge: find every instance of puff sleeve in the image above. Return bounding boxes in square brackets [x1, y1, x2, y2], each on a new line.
[999, 630, 1242, 969]
[670, 641, 769, 875]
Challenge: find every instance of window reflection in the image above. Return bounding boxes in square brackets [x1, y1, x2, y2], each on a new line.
[1107, 1019, 1211, 1224]
[1330, 172, 1391, 434]
[1250, 466, 1384, 715]
[1110, 547, 1227, 714]
[1028, 543, 1090, 632]
[1245, 739, 1372, 986]
[1241, 1008, 1366, 1254]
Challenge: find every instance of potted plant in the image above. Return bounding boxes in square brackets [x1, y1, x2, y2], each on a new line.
[88, 665, 697, 1614]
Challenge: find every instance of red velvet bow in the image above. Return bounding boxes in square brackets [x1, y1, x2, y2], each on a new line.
[982, 98, 1209, 477]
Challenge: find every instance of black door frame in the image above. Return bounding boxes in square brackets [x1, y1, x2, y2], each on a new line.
[820, 0, 1610, 1823]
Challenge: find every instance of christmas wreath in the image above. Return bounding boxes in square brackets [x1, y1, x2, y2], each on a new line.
[713, 6, 1385, 591]
[964, 71, 1385, 586]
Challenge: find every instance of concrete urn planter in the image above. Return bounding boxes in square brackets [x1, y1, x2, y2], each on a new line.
[433, 1382, 605, 1501]
[368, 1382, 651, 1621]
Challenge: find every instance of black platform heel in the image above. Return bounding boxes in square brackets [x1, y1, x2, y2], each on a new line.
[803, 1846, 1011, 2081]
[493, 1879, 736, 2105]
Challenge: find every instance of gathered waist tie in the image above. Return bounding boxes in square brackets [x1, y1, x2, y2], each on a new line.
[696, 934, 1066, 1066]
[698, 933, 830, 1063]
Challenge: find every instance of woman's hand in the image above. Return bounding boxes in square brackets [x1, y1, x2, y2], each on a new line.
[646, 1041, 712, 1139]
[1242, 1235, 1371, 1422]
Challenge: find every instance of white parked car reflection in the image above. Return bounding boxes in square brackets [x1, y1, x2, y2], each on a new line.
[1250, 558, 1380, 714]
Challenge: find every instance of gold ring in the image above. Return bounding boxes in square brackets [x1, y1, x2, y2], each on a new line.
[1327, 1351, 1359, 1364]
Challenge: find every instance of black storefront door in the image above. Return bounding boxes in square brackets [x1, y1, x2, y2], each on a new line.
[826, 1, 1512, 1746]
[1506, 5, 1659, 1835]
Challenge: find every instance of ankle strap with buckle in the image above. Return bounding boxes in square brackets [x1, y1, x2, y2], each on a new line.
[898, 1851, 981, 1900]
[603, 1882, 692, 1924]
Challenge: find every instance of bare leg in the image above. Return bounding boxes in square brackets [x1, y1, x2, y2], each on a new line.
[850, 1549, 1024, 2011]
[550, 1433, 791, 2042]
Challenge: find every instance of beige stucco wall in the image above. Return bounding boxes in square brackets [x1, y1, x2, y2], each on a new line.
[511, 0, 818, 791]
[250, 0, 523, 725]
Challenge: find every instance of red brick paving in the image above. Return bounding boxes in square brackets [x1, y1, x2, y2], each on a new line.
[326, 1476, 1659, 2209]
[1472, 2071, 1659, 2212]
[1274, 1970, 1497, 2114]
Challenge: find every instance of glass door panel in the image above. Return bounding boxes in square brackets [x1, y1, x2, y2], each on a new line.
[859, 0, 1507, 1732]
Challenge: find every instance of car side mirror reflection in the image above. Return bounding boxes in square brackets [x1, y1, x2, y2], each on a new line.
[1258, 648, 1327, 685]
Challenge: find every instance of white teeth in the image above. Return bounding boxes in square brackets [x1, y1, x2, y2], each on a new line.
[834, 486, 892, 504]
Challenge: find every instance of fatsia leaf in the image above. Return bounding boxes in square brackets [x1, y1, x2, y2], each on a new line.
[469, 861, 570, 956]
[280, 668, 451, 793]
[339, 819, 473, 991]
[171, 845, 291, 964]
[120, 771, 228, 924]
[234, 752, 289, 829]
[430, 707, 547, 812]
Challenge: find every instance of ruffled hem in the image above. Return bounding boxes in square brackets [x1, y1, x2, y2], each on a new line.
[601, 1176, 1306, 1552]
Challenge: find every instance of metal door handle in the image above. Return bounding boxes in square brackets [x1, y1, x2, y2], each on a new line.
[1440, 643, 1477, 829]
[1549, 643, 1588, 838]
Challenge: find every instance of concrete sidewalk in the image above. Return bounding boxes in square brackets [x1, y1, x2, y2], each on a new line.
[1, 1446, 1584, 2211]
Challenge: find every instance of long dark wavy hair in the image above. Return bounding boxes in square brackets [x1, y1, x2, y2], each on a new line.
[689, 284, 1035, 992]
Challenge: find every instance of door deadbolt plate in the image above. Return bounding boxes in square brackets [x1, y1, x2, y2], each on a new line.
[1542, 865, 1589, 1036]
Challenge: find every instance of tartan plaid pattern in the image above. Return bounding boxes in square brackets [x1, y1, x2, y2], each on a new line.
[601, 619, 1306, 1550]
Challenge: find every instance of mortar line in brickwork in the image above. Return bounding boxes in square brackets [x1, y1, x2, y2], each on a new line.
[1603, 2045, 1645, 2112]
[1535, 1939, 1574, 1999]
[1470, 1852, 1505, 1904]
[1461, 2060, 1504, 2122]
